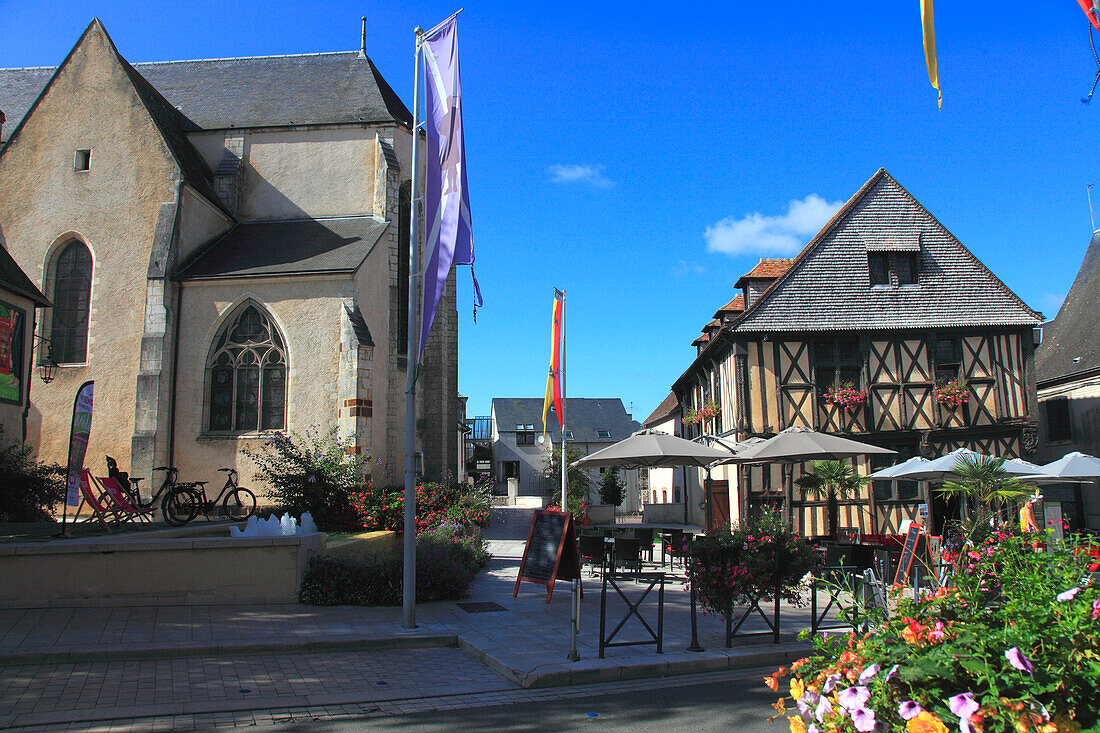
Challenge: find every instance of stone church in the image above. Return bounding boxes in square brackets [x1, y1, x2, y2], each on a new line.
[0, 19, 460, 490]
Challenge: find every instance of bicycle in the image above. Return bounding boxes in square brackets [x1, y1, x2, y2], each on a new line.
[105, 457, 187, 513]
[162, 468, 257, 526]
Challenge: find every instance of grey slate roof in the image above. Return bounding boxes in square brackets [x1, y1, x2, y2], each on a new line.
[176, 216, 389, 280]
[492, 398, 640, 444]
[0, 51, 411, 140]
[1036, 230, 1100, 385]
[0, 246, 49, 307]
[733, 169, 1042, 332]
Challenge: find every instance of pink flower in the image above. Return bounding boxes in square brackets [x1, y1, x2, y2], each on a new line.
[822, 673, 842, 693]
[898, 701, 923, 720]
[837, 686, 870, 711]
[857, 663, 880, 684]
[1004, 647, 1034, 675]
[1057, 587, 1081, 602]
[885, 663, 900, 682]
[815, 695, 832, 721]
[850, 707, 876, 732]
[928, 621, 947, 642]
[949, 693, 979, 733]
[1093, 598, 1100, 621]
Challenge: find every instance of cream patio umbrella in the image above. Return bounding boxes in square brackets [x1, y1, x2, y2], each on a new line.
[720, 426, 897, 464]
[571, 429, 734, 469]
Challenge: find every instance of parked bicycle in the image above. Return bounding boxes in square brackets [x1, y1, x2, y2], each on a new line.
[105, 457, 187, 513]
[161, 468, 257, 526]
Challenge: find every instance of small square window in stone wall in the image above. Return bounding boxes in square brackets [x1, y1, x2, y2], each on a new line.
[74, 149, 91, 172]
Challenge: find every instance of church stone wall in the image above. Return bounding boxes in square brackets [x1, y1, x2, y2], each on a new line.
[0, 23, 180, 469]
[172, 276, 350, 493]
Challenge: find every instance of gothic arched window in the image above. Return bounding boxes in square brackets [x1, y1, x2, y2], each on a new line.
[206, 302, 286, 432]
[50, 240, 92, 364]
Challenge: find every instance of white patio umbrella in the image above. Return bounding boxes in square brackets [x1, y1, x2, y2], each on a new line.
[571, 429, 734, 469]
[888, 447, 1047, 481]
[867, 456, 930, 480]
[720, 425, 897, 464]
[1040, 451, 1100, 479]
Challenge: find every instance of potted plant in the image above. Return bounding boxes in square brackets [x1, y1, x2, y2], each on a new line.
[822, 382, 867, 413]
[934, 378, 969, 409]
[683, 401, 720, 425]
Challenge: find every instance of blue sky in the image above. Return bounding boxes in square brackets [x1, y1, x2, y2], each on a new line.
[1, 1, 1096, 423]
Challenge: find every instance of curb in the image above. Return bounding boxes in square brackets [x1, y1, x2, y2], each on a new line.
[0, 633, 458, 666]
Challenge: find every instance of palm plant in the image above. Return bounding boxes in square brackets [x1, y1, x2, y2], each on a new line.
[937, 455, 1028, 545]
[795, 459, 870, 539]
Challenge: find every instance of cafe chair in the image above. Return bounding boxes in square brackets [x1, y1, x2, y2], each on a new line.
[633, 527, 655, 563]
[612, 537, 642, 578]
[579, 534, 607, 577]
[661, 529, 686, 570]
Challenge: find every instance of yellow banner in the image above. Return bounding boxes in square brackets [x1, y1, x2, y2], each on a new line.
[920, 0, 941, 109]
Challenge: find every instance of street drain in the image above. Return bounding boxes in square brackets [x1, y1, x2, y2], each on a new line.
[456, 601, 508, 613]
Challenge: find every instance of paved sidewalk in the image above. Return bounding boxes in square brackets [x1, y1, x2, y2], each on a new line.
[0, 507, 825, 728]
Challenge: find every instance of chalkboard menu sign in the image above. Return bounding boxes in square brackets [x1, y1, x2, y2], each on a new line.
[892, 523, 927, 587]
[513, 509, 581, 602]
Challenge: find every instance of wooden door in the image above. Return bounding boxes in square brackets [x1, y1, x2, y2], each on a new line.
[709, 480, 730, 531]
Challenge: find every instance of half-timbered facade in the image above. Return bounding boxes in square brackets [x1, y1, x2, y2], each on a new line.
[673, 169, 1043, 536]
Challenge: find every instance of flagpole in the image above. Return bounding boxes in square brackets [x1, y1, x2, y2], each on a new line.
[560, 291, 566, 512]
[402, 25, 424, 631]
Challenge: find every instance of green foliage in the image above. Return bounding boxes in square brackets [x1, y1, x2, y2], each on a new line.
[685, 508, 817, 618]
[597, 466, 625, 506]
[0, 433, 64, 522]
[351, 475, 493, 535]
[298, 531, 491, 606]
[769, 531, 1100, 731]
[938, 455, 1029, 546]
[795, 459, 869, 501]
[544, 446, 591, 523]
[243, 427, 371, 531]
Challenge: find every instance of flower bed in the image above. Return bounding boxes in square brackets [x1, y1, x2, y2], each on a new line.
[351, 477, 492, 535]
[768, 531, 1099, 732]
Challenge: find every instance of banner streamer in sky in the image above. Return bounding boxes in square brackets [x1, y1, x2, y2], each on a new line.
[542, 290, 565, 435]
[920, 0, 941, 109]
[419, 13, 482, 365]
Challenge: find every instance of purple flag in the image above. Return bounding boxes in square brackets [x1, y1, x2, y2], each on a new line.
[419, 13, 481, 365]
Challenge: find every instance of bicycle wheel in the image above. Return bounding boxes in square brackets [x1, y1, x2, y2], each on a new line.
[223, 487, 257, 521]
[162, 486, 199, 526]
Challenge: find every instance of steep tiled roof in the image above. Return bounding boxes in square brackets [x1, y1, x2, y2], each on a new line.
[177, 216, 388, 280]
[713, 294, 745, 319]
[643, 392, 679, 427]
[732, 169, 1042, 332]
[1036, 230, 1100, 385]
[734, 258, 794, 289]
[0, 50, 411, 140]
[491, 398, 639, 444]
[692, 332, 711, 347]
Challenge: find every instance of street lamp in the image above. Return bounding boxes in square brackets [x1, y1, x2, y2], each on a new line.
[35, 336, 58, 384]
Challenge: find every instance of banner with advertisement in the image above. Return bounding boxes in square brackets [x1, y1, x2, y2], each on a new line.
[65, 381, 94, 507]
[0, 301, 26, 404]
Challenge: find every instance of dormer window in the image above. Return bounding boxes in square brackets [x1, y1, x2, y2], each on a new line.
[869, 253, 889, 285]
[867, 251, 920, 286]
[597, 429, 611, 439]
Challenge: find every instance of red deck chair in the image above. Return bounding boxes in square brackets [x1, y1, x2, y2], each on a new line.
[75, 470, 120, 532]
[87, 470, 156, 524]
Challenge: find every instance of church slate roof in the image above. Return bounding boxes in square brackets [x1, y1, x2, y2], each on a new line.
[732, 169, 1042, 333]
[0, 51, 411, 140]
[491, 398, 640, 444]
[176, 215, 389, 280]
[1035, 230, 1100, 386]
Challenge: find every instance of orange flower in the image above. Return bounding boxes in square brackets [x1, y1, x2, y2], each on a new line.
[791, 657, 809, 671]
[907, 711, 949, 733]
[765, 674, 779, 691]
[839, 650, 861, 665]
[788, 716, 807, 733]
[902, 620, 926, 645]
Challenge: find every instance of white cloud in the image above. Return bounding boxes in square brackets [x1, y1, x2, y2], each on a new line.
[547, 164, 613, 188]
[704, 194, 844, 256]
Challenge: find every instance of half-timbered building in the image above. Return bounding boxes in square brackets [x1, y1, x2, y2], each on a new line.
[673, 169, 1043, 536]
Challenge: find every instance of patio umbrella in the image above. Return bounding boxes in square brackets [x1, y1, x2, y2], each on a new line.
[889, 448, 1047, 481]
[1040, 451, 1100, 479]
[867, 456, 930, 480]
[720, 426, 896, 464]
[571, 429, 734, 469]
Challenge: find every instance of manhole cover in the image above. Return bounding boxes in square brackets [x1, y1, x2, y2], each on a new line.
[456, 601, 508, 613]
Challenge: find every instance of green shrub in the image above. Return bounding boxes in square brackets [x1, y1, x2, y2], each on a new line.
[0, 433, 64, 522]
[298, 531, 491, 606]
[243, 427, 370, 530]
[597, 466, 625, 506]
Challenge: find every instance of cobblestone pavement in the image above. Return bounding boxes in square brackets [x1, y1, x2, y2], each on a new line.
[8, 665, 773, 732]
[0, 647, 517, 730]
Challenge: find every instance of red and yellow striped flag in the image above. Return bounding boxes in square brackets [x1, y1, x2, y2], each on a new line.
[541, 290, 564, 436]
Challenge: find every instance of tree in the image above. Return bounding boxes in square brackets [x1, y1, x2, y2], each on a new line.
[795, 459, 870, 539]
[543, 445, 591, 521]
[597, 466, 625, 506]
[937, 455, 1028, 545]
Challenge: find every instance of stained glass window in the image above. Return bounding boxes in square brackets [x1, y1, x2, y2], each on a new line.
[50, 240, 92, 364]
[207, 303, 286, 432]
